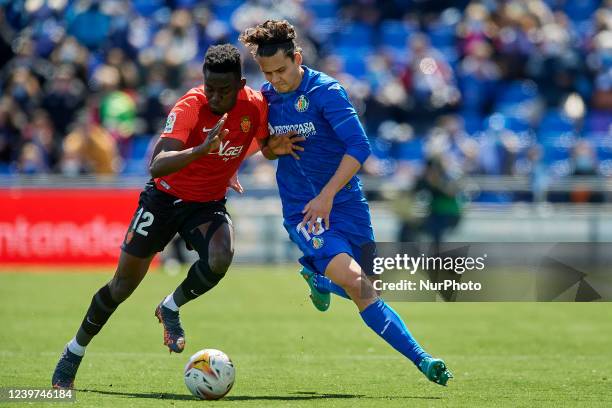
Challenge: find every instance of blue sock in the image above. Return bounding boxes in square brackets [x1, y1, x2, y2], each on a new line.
[360, 299, 430, 366]
[314, 274, 350, 300]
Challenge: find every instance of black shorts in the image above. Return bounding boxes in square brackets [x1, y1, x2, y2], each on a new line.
[121, 181, 231, 258]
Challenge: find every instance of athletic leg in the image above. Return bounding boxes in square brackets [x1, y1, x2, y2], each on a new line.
[325, 253, 453, 386]
[156, 215, 233, 353]
[53, 184, 178, 388]
[173, 218, 234, 306]
[52, 251, 154, 388]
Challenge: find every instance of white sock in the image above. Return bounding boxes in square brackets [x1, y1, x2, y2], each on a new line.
[67, 337, 85, 356]
[162, 294, 179, 312]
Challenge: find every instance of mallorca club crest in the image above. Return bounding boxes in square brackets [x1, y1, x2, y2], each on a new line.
[240, 116, 251, 133]
[295, 95, 309, 112]
[124, 230, 134, 244]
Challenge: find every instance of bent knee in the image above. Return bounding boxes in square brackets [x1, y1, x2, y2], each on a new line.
[108, 278, 138, 303]
[206, 223, 234, 275]
[208, 244, 233, 275]
[208, 228, 234, 275]
[343, 273, 369, 293]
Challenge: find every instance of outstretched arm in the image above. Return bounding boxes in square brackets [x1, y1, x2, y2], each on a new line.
[258, 131, 305, 160]
[227, 130, 305, 194]
[301, 83, 371, 232]
[149, 114, 228, 178]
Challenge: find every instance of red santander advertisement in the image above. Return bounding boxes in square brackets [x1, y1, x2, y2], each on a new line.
[0, 189, 140, 265]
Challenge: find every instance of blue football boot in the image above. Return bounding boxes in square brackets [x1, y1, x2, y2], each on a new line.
[51, 345, 83, 389]
[155, 302, 185, 353]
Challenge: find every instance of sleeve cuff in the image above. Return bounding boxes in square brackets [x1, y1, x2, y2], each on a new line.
[346, 146, 371, 165]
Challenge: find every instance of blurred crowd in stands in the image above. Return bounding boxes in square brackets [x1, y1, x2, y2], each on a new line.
[0, 0, 610, 202]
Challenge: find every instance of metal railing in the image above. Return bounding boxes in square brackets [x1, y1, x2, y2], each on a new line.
[1, 174, 611, 194]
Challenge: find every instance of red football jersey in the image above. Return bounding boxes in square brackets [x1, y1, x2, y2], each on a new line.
[154, 85, 268, 202]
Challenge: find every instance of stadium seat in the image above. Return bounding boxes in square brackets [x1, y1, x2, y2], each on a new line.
[428, 25, 456, 49]
[438, 46, 459, 65]
[371, 137, 392, 159]
[121, 158, 148, 175]
[584, 110, 611, 133]
[543, 145, 572, 163]
[459, 76, 492, 113]
[335, 48, 369, 78]
[538, 110, 575, 138]
[175, 0, 199, 9]
[496, 81, 539, 107]
[0, 163, 11, 174]
[86, 50, 105, 75]
[380, 21, 416, 49]
[587, 132, 612, 160]
[564, 0, 599, 22]
[212, 0, 243, 21]
[599, 159, 612, 176]
[485, 113, 507, 132]
[395, 138, 424, 161]
[549, 159, 572, 177]
[132, 0, 165, 17]
[494, 82, 540, 121]
[310, 18, 336, 41]
[129, 135, 153, 160]
[505, 116, 530, 133]
[333, 23, 374, 48]
[306, 0, 338, 19]
[123, 134, 152, 176]
[541, 132, 576, 163]
[473, 192, 513, 203]
[461, 112, 484, 135]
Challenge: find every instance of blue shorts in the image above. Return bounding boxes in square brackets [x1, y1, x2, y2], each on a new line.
[283, 201, 376, 276]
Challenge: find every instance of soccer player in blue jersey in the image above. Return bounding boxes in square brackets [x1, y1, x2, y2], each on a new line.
[240, 20, 453, 386]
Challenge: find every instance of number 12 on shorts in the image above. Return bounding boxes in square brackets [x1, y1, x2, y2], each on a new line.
[132, 207, 154, 236]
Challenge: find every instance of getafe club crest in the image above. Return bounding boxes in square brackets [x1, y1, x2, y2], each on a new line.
[240, 116, 251, 133]
[295, 95, 309, 112]
[312, 237, 324, 249]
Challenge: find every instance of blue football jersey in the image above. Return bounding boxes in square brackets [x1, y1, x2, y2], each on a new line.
[262, 66, 372, 222]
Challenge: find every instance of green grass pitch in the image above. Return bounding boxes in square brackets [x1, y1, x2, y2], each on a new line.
[1, 266, 611, 407]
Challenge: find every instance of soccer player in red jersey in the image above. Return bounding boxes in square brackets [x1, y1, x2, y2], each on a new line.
[51, 44, 303, 389]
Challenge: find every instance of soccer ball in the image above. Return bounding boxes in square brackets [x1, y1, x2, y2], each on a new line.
[184, 349, 235, 400]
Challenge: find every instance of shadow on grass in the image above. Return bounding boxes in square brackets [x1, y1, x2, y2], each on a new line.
[80, 388, 443, 402]
[79, 388, 360, 401]
[80, 388, 196, 401]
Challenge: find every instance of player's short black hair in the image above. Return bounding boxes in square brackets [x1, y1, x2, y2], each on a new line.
[239, 20, 302, 61]
[203, 44, 242, 79]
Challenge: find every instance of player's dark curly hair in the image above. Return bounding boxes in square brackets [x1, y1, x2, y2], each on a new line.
[204, 44, 242, 79]
[239, 20, 302, 61]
